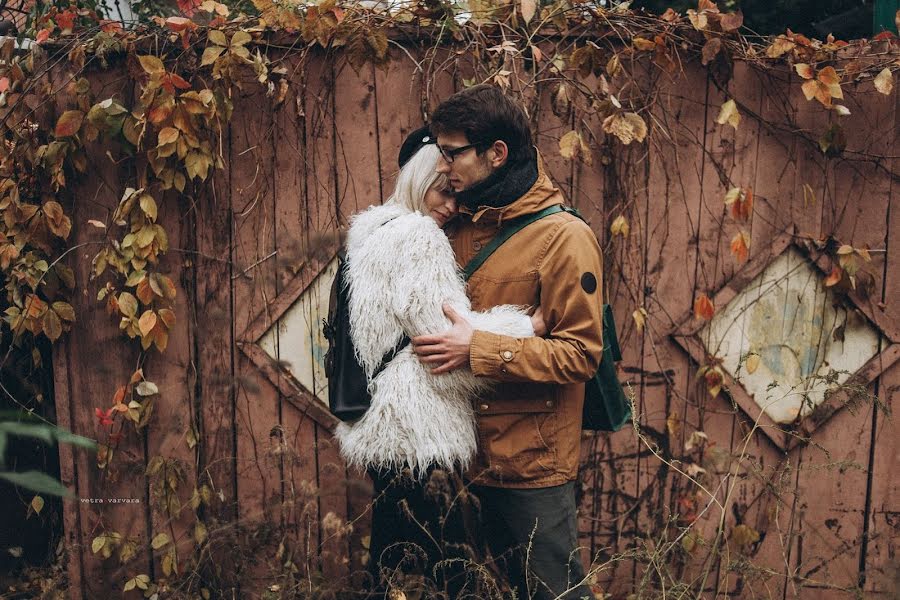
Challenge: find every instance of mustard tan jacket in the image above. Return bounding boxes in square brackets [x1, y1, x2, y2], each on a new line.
[448, 158, 604, 488]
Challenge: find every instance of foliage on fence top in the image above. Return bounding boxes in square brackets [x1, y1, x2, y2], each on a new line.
[0, 0, 897, 595]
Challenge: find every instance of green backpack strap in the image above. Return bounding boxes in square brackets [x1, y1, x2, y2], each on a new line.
[462, 205, 566, 281]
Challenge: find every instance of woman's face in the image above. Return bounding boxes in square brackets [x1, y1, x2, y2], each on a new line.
[423, 183, 458, 228]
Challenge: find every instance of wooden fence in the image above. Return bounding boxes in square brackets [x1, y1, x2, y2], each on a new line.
[50, 42, 899, 599]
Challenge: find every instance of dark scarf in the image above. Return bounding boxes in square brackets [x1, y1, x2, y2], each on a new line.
[454, 147, 539, 211]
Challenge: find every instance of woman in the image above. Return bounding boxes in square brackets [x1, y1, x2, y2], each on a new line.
[335, 127, 544, 596]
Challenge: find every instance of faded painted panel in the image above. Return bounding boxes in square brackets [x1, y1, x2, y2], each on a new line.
[700, 247, 882, 424]
[259, 257, 339, 404]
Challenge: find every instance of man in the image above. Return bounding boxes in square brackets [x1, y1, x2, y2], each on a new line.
[411, 84, 604, 600]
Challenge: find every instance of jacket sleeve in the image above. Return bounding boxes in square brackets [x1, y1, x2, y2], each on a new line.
[388, 215, 534, 340]
[468, 218, 604, 384]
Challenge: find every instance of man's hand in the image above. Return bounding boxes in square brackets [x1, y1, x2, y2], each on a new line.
[411, 303, 474, 374]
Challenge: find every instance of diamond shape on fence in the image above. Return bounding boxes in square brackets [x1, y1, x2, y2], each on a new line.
[670, 234, 900, 451]
[238, 240, 342, 430]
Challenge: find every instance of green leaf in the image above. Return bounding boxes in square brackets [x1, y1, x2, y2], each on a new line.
[53, 429, 96, 450]
[0, 422, 55, 444]
[0, 470, 71, 497]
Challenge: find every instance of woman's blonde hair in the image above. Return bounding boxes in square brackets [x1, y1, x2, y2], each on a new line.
[386, 144, 449, 213]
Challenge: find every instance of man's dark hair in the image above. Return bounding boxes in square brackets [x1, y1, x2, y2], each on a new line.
[430, 84, 533, 162]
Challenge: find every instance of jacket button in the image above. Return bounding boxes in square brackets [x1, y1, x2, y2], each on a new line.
[545, 400, 554, 408]
[501, 350, 513, 361]
[479, 404, 489, 411]
[473, 241, 482, 251]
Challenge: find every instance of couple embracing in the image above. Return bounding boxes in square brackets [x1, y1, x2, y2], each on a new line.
[334, 84, 604, 599]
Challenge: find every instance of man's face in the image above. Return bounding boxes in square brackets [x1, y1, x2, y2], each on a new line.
[435, 131, 497, 193]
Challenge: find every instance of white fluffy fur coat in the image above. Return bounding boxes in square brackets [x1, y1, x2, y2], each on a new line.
[335, 203, 534, 474]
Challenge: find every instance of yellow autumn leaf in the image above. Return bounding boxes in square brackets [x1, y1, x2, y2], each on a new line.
[194, 521, 208, 545]
[602, 112, 647, 145]
[745, 353, 760, 374]
[633, 307, 647, 332]
[793, 63, 813, 79]
[610, 215, 630, 237]
[151, 532, 170, 550]
[137, 55, 165, 75]
[731, 524, 760, 548]
[31, 495, 44, 515]
[874, 68, 893, 96]
[138, 310, 157, 337]
[558, 130, 592, 165]
[666, 411, 679, 436]
[632, 37, 656, 51]
[91, 536, 106, 554]
[766, 35, 795, 58]
[715, 99, 740, 130]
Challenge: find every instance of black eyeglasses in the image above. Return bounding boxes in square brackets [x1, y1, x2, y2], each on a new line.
[437, 142, 486, 163]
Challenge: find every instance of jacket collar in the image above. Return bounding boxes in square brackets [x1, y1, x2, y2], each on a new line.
[459, 152, 563, 227]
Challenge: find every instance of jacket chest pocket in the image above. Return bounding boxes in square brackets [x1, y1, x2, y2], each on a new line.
[468, 272, 539, 310]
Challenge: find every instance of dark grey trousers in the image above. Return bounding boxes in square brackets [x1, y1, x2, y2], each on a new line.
[472, 482, 593, 600]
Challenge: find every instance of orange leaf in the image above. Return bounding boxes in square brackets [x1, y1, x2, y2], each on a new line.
[113, 385, 126, 405]
[824, 265, 843, 287]
[136, 278, 154, 305]
[165, 16, 196, 31]
[817, 66, 840, 86]
[0, 77, 8, 93]
[730, 230, 750, 263]
[694, 293, 715, 320]
[35, 29, 51, 44]
[148, 100, 174, 125]
[25, 295, 48, 319]
[55, 10, 76, 32]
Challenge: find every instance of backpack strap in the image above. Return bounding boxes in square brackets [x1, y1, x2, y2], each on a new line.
[372, 334, 410, 380]
[462, 205, 580, 280]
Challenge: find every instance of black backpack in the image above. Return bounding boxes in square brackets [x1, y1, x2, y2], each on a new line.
[322, 251, 409, 422]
